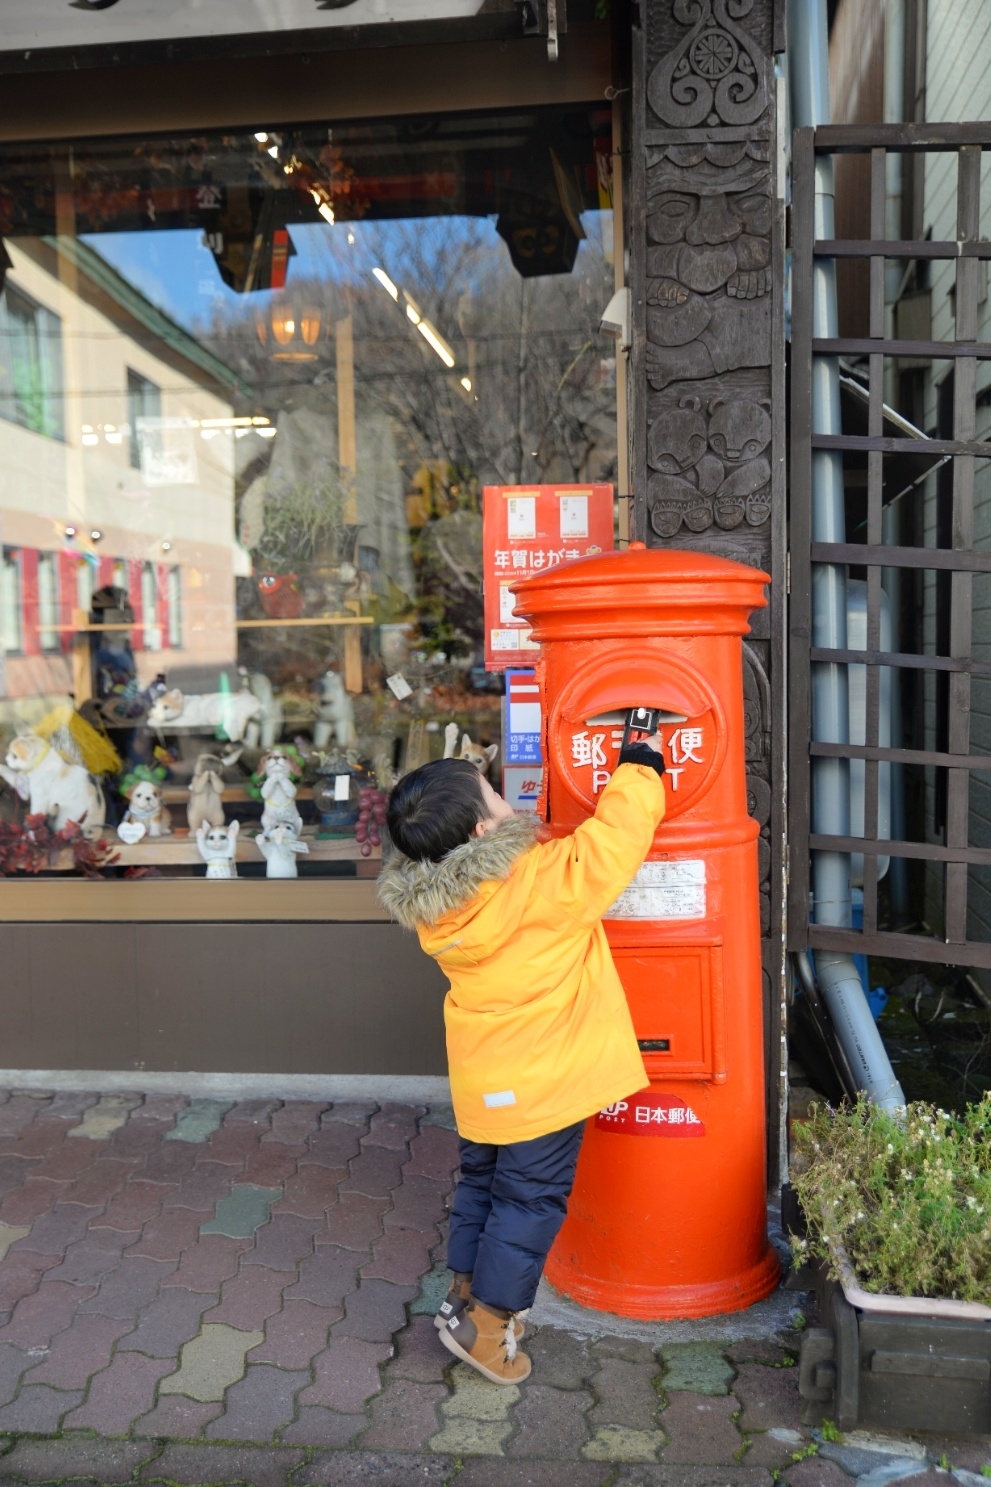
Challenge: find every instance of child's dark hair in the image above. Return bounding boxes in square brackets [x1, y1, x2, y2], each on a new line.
[387, 758, 487, 862]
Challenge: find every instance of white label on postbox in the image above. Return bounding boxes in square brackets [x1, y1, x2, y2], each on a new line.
[605, 860, 706, 921]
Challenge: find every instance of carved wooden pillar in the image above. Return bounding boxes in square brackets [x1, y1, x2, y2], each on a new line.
[630, 0, 787, 1176]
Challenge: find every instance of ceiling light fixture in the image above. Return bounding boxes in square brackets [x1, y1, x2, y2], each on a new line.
[417, 320, 455, 368]
[372, 267, 399, 301]
[254, 131, 269, 142]
[460, 376, 472, 391]
[90, 529, 103, 542]
[267, 144, 279, 158]
[65, 526, 76, 538]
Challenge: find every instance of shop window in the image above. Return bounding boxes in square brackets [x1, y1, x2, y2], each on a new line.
[76, 558, 94, 618]
[167, 566, 182, 648]
[141, 563, 160, 651]
[127, 369, 161, 471]
[0, 106, 617, 887]
[0, 549, 22, 655]
[37, 553, 59, 652]
[0, 285, 64, 440]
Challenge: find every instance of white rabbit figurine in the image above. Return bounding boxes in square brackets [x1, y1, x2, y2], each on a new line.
[256, 821, 309, 879]
[259, 751, 302, 836]
[196, 819, 239, 879]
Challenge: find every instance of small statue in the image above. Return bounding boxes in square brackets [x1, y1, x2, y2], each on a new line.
[244, 673, 284, 752]
[443, 722, 499, 773]
[121, 778, 172, 837]
[259, 749, 303, 836]
[256, 821, 309, 879]
[0, 730, 106, 833]
[196, 819, 239, 879]
[313, 670, 356, 751]
[187, 754, 227, 833]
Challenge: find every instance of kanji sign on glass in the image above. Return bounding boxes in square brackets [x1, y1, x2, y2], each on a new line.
[482, 484, 613, 670]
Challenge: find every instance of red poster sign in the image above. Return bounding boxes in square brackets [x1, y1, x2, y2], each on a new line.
[595, 1091, 706, 1137]
[482, 484, 614, 670]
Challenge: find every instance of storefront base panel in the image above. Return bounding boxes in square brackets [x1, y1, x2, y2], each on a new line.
[0, 922, 448, 1078]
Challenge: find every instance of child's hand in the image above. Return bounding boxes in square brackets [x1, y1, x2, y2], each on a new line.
[642, 732, 663, 754]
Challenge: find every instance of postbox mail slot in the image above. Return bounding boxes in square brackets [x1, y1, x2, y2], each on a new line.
[613, 944, 726, 1082]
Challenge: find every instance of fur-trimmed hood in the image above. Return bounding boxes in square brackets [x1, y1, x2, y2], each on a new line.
[377, 813, 539, 931]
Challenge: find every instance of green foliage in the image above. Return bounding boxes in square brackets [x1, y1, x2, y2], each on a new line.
[792, 1095, 991, 1303]
[818, 1420, 843, 1443]
[256, 472, 348, 570]
[979, 1464, 991, 1477]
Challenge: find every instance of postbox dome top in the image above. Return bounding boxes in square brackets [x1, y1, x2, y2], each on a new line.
[511, 542, 768, 639]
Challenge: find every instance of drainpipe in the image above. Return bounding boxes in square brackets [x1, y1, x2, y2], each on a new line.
[787, 0, 905, 1109]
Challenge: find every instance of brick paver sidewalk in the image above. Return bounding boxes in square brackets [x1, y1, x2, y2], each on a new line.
[0, 1089, 981, 1486]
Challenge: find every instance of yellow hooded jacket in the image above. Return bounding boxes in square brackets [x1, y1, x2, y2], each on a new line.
[377, 763, 666, 1143]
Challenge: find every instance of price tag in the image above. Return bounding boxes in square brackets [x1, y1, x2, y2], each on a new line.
[334, 775, 350, 802]
[386, 673, 413, 700]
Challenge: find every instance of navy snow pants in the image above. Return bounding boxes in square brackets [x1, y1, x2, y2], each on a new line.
[446, 1120, 585, 1313]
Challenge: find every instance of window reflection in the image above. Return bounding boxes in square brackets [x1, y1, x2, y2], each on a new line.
[0, 106, 617, 879]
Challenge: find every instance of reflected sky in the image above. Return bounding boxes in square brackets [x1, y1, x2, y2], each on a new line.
[82, 211, 611, 335]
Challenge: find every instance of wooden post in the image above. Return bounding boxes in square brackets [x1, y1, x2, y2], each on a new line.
[632, 0, 786, 1180]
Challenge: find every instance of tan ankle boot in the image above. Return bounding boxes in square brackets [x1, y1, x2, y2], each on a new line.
[435, 1274, 526, 1339]
[439, 1295, 531, 1384]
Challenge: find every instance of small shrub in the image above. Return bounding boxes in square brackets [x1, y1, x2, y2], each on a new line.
[792, 1094, 991, 1303]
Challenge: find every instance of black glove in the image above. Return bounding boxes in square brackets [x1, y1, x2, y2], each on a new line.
[617, 742, 665, 777]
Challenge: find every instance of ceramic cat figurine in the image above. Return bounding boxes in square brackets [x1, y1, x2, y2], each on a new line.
[244, 673, 284, 752]
[259, 751, 303, 836]
[196, 819, 239, 879]
[443, 722, 498, 772]
[256, 821, 309, 879]
[313, 671, 356, 751]
[0, 731, 105, 833]
[121, 779, 171, 838]
[148, 688, 261, 743]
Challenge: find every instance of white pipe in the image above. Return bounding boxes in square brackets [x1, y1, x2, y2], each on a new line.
[788, 0, 906, 1112]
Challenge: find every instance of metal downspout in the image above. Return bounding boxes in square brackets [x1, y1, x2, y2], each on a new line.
[787, 0, 906, 1109]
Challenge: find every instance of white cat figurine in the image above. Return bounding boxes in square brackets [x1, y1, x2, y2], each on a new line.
[244, 674, 284, 752]
[148, 688, 262, 743]
[196, 819, 239, 879]
[256, 821, 309, 879]
[313, 671, 356, 751]
[0, 732, 105, 833]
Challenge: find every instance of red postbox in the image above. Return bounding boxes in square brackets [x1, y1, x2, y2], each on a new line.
[511, 544, 780, 1319]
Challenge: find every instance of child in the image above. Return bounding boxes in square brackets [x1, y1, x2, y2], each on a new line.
[377, 737, 665, 1384]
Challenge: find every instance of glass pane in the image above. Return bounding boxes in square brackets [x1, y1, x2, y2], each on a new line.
[0, 108, 617, 880]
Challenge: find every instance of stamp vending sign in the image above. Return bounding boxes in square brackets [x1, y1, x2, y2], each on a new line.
[482, 484, 613, 670]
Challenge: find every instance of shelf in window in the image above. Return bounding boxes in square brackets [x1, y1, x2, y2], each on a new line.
[52, 827, 379, 872]
[235, 616, 374, 628]
[159, 786, 314, 805]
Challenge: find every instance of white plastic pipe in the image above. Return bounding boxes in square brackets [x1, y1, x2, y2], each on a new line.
[788, 0, 906, 1111]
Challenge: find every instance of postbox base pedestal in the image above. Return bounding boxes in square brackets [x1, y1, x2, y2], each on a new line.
[544, 1245, 781, 1321]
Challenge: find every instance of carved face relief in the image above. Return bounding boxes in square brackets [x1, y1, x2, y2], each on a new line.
[708, 399, 771, 463]
[646, 394, 773, 536]
[647, 401, 709, 473]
